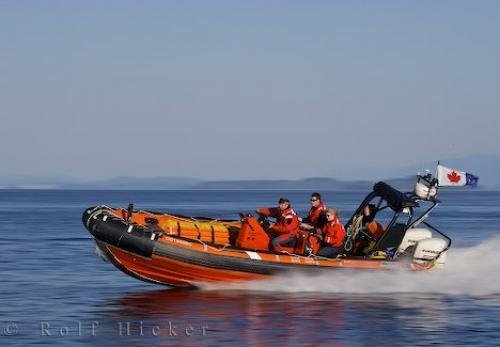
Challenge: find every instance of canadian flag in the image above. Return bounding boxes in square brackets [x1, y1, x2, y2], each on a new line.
[437, 164, 479, 187]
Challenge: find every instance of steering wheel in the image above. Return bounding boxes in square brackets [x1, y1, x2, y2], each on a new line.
[257, 214, 272, 230]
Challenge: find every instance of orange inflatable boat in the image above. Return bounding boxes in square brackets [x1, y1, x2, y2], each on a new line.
[82, 176, 451, 288]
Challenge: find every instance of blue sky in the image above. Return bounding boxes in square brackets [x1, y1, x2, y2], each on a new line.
[1, 1, 499, 179]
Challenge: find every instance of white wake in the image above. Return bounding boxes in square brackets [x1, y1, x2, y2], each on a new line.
[204, 237, 500, 296]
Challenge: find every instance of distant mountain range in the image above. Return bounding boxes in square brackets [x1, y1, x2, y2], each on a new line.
[190, 176, 418, 191]
[67, 176, 202, 190]
[0, 175, 203, 190]
[330, 153, 500, 189]
[1, 153, 498, 190]
[0, 175, 483, 191]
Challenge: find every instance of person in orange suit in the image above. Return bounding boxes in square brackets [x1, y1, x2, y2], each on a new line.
[300, 192, 328, 255]
[303, 192, 328, 228]
[356, 204, 385, 255]
[256, 197, 300, 252]
[316, 208, 346, 258]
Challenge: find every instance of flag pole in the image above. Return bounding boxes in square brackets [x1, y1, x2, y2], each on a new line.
[436, 160, 440, 186]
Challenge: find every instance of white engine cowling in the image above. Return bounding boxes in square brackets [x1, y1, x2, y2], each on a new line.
[397, 228, 432, 254]
[413, 238, 448, 268]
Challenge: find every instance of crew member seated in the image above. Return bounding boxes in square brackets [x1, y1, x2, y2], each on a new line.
[353, 204, 385, 255]
[256, 197, 300, 253]
[301, 192, 327, 229]
[300, 192, 328, 255]
[316, 208, 346, 258]
[363, 204, 385, 239]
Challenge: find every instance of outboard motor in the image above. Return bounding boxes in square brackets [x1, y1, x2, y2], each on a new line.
[397, 228, 432, 254]
[413, 238, 448, 268]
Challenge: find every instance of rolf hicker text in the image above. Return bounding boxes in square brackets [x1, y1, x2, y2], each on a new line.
[39, 321, 208, 337]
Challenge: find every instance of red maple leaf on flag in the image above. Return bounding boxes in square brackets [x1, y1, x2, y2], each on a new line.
[447, 171, 461, 183]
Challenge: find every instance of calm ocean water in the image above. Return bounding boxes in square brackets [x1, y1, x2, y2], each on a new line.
[1, 189, 500, 346]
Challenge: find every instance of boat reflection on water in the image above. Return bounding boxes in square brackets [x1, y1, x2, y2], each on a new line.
[85, 289, 452, 347]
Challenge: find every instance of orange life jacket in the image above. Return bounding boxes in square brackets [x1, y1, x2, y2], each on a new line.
[321, 217, 346, 247]
[256, 207, 300, 235]
[307, 202, 327, 227]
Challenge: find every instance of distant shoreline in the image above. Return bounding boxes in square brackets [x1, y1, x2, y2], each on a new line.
[0, 187, 491, 192]
[0, 170, 493, 191]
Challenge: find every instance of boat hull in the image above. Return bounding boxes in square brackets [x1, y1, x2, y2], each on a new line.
[83, 206, 431, 288]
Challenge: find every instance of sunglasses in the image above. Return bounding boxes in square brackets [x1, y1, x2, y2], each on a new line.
[310, 199, 318, 202]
